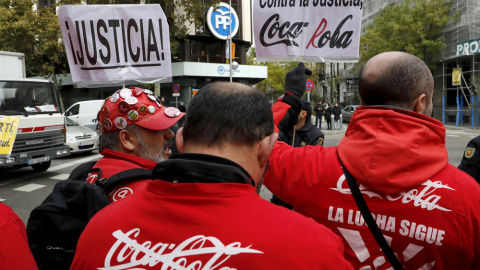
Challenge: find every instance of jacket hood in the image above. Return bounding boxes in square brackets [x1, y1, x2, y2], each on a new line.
[337, 106, 448, 194]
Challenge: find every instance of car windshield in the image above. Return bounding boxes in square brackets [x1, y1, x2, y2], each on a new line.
[66, 117, 79, 126]
[0, 81, 60, 115]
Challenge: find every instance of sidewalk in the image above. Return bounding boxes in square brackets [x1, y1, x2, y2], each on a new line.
[312, 117, 347, 135]
[444, 122, 480, 131]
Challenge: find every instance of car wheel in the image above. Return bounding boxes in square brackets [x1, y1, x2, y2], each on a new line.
[31, 160, 51, 172]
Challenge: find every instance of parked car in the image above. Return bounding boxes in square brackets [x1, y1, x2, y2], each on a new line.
[64, 100, 104, 130]
[342, 105, 360, 123]
[65, 117, 99, 154]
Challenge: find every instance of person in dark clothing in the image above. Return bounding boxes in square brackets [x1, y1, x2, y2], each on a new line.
[177, 101, 186, 127]
[458, 135, 480, 184]
[324, 103, 332, 130]
[313, 101, 325, 129]
[332, 102, 342, 130]
[271, 99, 324, 209]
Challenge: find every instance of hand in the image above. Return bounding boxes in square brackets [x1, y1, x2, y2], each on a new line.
[284, 63, 313, 99]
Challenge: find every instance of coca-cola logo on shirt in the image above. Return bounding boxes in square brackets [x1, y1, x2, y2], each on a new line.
[331, 175, 455, 212]
[102, 228, 263, 269]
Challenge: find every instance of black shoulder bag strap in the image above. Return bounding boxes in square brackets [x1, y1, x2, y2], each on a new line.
[95, 168, 152, 190]
[338, 159, 405, 270]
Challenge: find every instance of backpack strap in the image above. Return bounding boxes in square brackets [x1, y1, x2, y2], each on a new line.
[95, 168, 152, 190]
[338, 158, 405, 270]
[68, 161, 99, 181]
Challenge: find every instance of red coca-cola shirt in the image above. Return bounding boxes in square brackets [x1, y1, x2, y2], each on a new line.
[266, 102, 480, 269]
[72, 155, 353, 270]
[86, 148, 156, 202]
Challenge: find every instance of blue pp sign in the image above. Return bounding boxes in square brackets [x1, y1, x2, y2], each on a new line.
[206, 3, 239, 40]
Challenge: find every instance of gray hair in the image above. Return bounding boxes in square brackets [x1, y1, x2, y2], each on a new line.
[98, 124, 140, 153]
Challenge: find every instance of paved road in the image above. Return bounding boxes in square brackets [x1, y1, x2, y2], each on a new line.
[0, 123, 478, 224]
[0, 151, 101, 223]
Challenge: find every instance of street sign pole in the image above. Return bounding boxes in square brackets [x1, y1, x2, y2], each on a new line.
[229, 0, 233, 83]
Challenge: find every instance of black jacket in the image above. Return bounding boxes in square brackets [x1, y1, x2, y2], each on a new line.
[285, 121, 325, 147]
[332, 106, 342, 121]
[458, 135, 480, 184]
[313, 104, 325, 115]
[325, 107, 332, 120]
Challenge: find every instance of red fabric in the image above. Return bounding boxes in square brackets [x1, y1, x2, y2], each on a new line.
[71, 181, 353, 269]
[0, 203, 38, 270]
[265, 106, 480, 269]
[86, 148, 156, 202]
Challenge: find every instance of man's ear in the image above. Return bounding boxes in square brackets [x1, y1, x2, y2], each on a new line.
[118, 130, 136, 152]
[299, 110, 307, 120]
[258, 133, 279, 167]
[176, 127, 184, 153]
[412, 93, 427, 114]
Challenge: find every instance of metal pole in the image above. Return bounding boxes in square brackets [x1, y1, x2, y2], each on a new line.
[229, 0, 233, 82]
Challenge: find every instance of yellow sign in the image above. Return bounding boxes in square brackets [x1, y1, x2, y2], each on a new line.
[0, 116, 19, 155]
[452, 68, 461, 86]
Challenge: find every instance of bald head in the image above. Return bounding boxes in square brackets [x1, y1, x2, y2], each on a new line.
[359, 52, 433, 112]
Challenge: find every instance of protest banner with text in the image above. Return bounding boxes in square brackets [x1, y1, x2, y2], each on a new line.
[58, 5, 172, 87]
[0, 116, 19, 155]
[253, 0, 363, 62]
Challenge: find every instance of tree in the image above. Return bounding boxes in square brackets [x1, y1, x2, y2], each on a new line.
[0, 0, 68, 82]
[359, 0, 452, 69]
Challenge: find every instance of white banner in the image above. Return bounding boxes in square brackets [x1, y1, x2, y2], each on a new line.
[253, 0, 363, 62]
[58, 5, 172, 88]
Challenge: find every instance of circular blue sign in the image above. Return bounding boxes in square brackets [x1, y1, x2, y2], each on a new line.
[206, 3, 239, 40]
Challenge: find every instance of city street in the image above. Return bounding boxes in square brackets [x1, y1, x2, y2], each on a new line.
[1, 126, 479, 225]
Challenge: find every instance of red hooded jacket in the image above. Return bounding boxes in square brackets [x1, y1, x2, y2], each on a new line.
[266, 102, 480, 269]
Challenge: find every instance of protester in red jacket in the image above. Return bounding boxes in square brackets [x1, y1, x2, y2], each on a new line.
[0, 203, 38, 269]
[86, 87, 184, 201]
[265, 55, 480, 269]
[71, 82, 353, 270]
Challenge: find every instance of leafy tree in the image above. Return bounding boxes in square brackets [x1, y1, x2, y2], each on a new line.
[0, 0, 68, 82]
[359, 0, 452, 68]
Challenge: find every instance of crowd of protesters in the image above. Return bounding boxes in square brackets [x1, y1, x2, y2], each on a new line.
[2, 51, 480, 270]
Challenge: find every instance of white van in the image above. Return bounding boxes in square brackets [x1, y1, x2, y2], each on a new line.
[64, 100, 104, 130]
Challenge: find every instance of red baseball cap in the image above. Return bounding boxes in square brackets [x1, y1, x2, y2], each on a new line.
[97, 87, 185, 134]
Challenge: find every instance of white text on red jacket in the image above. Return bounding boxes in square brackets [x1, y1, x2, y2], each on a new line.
[331, 176, 455, 212]
[328, 206, 446, 246]
[101, 228, 263, 270]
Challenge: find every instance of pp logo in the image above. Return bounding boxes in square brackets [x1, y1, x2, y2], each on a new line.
[217, 66, 226, 75]
[206, 3, 239, 40]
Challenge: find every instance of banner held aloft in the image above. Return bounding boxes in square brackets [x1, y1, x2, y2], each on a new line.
[253, 0, 364, 62]
[58, 4, 172, 88]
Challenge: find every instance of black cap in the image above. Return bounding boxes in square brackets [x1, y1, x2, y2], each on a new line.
[301, 99, 312, 112]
